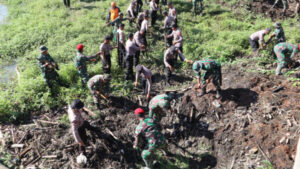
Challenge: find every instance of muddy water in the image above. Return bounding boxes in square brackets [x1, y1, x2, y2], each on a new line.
[0, 4, 16, 84]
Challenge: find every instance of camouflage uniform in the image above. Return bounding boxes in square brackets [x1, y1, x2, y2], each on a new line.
[87, 75, 110, 104]
[75, 52, 97, 84]
[274, 42, 298, 75]
[192, 59, 222, 90]
[37, 53, 59, 88]
[193, 0, 203, 14]
[148, 94, 171, 122]
[134, 117, 164, 168]
[273, 25, 286, 44]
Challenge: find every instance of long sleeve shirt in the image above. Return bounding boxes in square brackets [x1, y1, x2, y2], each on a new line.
[134, 31, 144, 47]
[75, 52, 96, 71]
[137, 13, 145, 22]
[87, 75, 109, 94]
[168, 7, 177, 19]
[150, 1, 159, 11]
[126, 39, 140, 56]
[127, 4, 135, 17]
[108, 17, 129, 27]
[135, 65, 152, 94]
[99, 43, 113, 56]
[168, 29, 183, 47]
[164, 16, 175, 29]
[250, 30, 268, 44]
[68, 106, 84, 143]
[141, 20, 149, 33]
[274, 42, 299, 59]
[117, 29, 125, 44]
[37, 53, 56, 73]
[164, 48, 186, 67]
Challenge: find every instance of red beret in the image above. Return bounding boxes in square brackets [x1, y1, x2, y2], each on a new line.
[76, 44, 84, 51]
[134, 108, 145, 115]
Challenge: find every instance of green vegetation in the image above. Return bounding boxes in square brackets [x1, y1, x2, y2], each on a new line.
[0, 0, 300, 123]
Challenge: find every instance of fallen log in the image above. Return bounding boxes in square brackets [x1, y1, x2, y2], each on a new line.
[19, 147, 31, 158]
[42, 155, 57, 159]
[11, 144, 24, 148]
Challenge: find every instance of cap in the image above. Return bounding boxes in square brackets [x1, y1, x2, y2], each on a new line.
[103, 74, 111, 80]
[134, 108, 145, 115]
[40, 46, 48, 52]
[71, 99, 84, 110]
[171, 23, 177, 28]
[76, 44, 84, 51]
[119, 12, 123, 16]
[135, 65, 143, 73]
[266, 27, 271, 32]
[163, 10, 168, 15]
[144, 14, 149, 18]
[111, 1, 116, 7]
[105, 35, 111, 40]
[128, 32, 134, 38]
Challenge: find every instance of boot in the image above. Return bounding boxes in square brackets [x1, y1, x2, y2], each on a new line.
[197, 87, 206, 97]
[216, 89, 221, 99]
[275, 64, 283, 75]
[166, 80, 171, 87]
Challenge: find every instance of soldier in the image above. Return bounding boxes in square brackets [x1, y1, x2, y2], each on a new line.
[150, 0, 159, 27]
[99, 36, 116, 74]
[106, 1, 121, 23]
[267, 22, 286, 45]
[87, 74, 111, 109]
[193, 0, 203, 15]
[117, 24, 126, 68]
[125, 33, 143, 80]
[164, 46, 193, 86]
[137, 10, 149, 30]
[134, 30, 146, 65]
[166, 24, 183, 52]
[192, 59, 222, 98]
[75, 44, 101, 85]
[168, 2, 177, 26]
[249, 28, 271, 52]
[133, 108, 164, 169]
[273, 42, 300, 75]
[107, 12, 130, 43]
[163, 10, 175, 47]
[135, 65, 152, 100]
[68, 99, 99, 154]
[148, 92, 175, 122]
[37, 46, 60, 89]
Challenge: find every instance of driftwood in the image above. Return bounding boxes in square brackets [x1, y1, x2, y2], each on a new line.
[11, 144, 24, 148]
[19, 147, 31, 158]
[105, 128, 119, 140]
[42, 155, 57, 159]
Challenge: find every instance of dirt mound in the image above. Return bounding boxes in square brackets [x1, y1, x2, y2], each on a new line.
[248, 0, 298, 19]
[1, 62, 300, 169]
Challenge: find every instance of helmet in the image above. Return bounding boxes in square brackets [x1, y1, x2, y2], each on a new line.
[76, 44, 84, 51]
[111, 1, 116, 7]
[71, 99, 84, 110]
[134, 108, 145, 115]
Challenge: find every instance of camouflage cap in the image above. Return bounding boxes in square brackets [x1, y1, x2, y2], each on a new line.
[40, 45, 48, 52]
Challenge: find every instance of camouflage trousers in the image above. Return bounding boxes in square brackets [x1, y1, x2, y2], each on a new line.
[275, 50, 292, 75]
[42, 70, 60, 88]
[141, 135, 164, 167]
[77, 69, 89, 84]
[193, 0, 203, 13]
[201, 68, 222, 90]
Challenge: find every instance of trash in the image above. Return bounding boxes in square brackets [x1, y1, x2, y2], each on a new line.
[76, 153, 87, 164]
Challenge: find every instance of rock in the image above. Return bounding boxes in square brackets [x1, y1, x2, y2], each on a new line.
[212, 100, 221, 108]
[249, 147, 258, 154]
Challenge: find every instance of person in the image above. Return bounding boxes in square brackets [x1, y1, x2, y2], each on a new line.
[163, 11, 175, 47]
[135, 65, 152, 100]
[294, 137, 300, 169]
[107, 12, 130, 43]
[192, 59, 222, 98]
[267, 22, 286, 45]
[37, 46, 60, 89]
[68, 99, 99, 154]
[134, 30, 146, 64]
[125, 33, 143, 80]
[87, 74, 111, 109]
[133, 108, 164, 169]
[99, 36, 116, 74]
[107, 1, 121, 23]
[249, 28, 271, 52]
[127, 1, 137, 23]
[75, 44, 101, 85]
[136, 0, 143, 14]
[272, 0, 288, 16]
[117, 24, 126, 68]
[63, 0, 70, 8]
[140, 15, 151, 54]
[168, 2, 177, 26]
[273, 42, 300, 75]
[137, 10, 149, 30]
[150, 0, 159, 27]
[148, 92, 175, 122]
[164, 46, 193, 86]
[193, 0, 203, 15]
[166, 24, 183, 52]
[295, 0, 300, 17]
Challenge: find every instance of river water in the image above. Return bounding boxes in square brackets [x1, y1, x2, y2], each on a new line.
[0, 4, 16, 84]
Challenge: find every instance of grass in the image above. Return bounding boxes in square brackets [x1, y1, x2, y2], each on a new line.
[0, 0, 300, 124]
